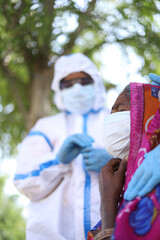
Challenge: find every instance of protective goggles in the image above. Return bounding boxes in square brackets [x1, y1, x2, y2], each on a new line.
[60, 77, 94, 90]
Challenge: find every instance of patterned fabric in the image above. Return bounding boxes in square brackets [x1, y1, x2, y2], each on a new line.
[114, 83, 160, 239]
[87, 220, 101, 240]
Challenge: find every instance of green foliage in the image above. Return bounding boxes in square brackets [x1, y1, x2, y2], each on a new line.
[115, 0, 160, 75]
[0, 176, 25, 240]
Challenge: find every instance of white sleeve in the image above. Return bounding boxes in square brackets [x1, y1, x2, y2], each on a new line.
[13, 117, 70, 201]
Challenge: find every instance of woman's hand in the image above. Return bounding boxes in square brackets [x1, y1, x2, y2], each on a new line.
[99, 158, 127, 230]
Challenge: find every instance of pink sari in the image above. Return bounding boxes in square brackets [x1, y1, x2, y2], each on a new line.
[114, 83, 160, 240]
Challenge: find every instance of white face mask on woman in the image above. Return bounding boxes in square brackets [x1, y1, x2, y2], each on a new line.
[103, 111, 130, 159]
[61, 83, 96, 114]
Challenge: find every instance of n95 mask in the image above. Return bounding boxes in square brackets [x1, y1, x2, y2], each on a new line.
[61, 84, 96, 114]
[103, 111, 130, 159]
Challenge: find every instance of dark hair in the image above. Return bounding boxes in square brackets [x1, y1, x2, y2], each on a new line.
[122, 84, 130, 101]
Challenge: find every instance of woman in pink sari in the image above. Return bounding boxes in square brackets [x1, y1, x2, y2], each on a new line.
[88, 77, 160, 240]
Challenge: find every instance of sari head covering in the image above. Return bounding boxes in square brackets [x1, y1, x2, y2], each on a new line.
[114, 82, 160, 240]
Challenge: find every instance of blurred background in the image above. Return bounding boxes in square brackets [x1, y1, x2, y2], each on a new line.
[0, 0, 160, 238]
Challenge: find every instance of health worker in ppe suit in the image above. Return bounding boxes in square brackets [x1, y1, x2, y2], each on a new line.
[13, 53, 112, 240]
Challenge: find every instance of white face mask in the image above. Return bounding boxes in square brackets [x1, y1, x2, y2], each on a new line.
[61, 84, 96, 114]
[103, 111, 130, 159]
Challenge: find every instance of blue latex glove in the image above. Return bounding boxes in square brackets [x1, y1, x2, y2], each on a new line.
[57, 134, 94, 164]
[124, 145, 160, 201]
[81, 147, 112, 172]
[149, 73, 160, 86]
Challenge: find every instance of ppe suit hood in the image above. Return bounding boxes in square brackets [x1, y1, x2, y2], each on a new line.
[51, 52, 106, 111]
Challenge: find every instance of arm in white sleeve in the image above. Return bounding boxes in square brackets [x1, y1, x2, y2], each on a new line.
[14, 115, 70, 201]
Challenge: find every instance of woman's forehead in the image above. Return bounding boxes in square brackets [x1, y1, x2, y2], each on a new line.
[115, 92, 129, 105]
[111, 92, 130, 112]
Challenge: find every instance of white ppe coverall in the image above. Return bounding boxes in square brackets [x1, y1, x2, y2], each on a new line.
[14, 53, 109, 240]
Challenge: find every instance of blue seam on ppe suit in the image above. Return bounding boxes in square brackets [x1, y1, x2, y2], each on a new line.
[83, 113, 91, 240]
[14, 159, 60, 180]
[13, 132, 59, 180]
[82, 108, 103, 239]
[28, 131, 53, 151]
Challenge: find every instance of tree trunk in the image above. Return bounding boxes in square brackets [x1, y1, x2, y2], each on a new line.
[26, 67, 53, 131]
